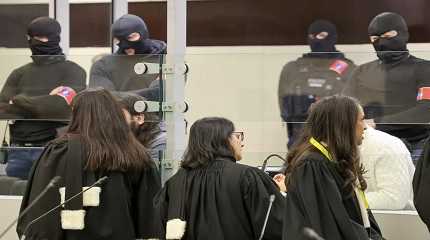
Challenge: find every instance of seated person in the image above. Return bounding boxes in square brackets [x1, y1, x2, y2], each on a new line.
[360, 126, 415, 210]
[117, 93, 166, 163]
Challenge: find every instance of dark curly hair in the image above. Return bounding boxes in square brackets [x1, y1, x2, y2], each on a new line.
[285, 95, 367, 194]
[117, 93, 162, 149]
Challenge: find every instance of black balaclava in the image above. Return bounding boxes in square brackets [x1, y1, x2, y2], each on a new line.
[27, 17, 62, 56]
[112, 14, 156, 55]
[308, 20, 338, 54]
[368, 12, 409, 63]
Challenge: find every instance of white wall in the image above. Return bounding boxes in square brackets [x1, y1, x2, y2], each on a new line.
[1, 44, 430, 166]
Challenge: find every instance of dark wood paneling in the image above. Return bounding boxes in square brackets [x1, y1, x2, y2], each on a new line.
[129, 2, 167, 44]
[184, 0, 430, 45]
[2, 1, 430, 47]
[0, 5, 48, 48]
[70, 3, 111, 47]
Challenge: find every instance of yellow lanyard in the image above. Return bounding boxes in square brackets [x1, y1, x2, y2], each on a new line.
[309, 137, 332, 161]
[309, 137, 369, 209]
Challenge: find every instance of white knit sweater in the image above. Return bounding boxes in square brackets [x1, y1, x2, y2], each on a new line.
[359, 127, 415, 210]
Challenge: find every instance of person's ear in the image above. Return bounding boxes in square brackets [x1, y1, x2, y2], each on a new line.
[134, 114, 145, 125]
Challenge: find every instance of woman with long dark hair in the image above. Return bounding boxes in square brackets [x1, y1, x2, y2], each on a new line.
[283, 95, 383, 240]
[17, 89, 162, 240]
[156, 117, 284, 240]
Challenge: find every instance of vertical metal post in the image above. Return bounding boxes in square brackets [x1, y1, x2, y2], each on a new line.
[163, 0, 187, 183]
[49, 0, 69, 55]
[111, 0, 128, 53]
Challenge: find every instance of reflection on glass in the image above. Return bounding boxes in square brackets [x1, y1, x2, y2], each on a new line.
[0, 17, 86, 180]
[89, 14, 167, 103]
[343, 12, 430, 164]
[278, 19, 357, 147]
[117, 93, 166, 170]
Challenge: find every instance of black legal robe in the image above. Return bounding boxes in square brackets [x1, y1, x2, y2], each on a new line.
[284, 151, 383, 240]
[156, 157, 285, 240]
[17, 137, 162, 240]
[413, 137, 430, 232]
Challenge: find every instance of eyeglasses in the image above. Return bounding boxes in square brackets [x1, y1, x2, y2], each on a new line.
[232, 131, 244, 141]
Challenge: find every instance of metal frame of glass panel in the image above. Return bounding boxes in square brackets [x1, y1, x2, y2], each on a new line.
[45, 0, 187, 183]
[49, 0, 70, 54]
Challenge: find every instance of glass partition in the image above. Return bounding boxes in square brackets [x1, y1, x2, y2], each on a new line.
[0, 49, 426, 212]
[184, 49, 428, 211]
[0, 53, 167, 197]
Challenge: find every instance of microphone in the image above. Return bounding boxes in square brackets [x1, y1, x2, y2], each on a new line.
[258, 194, 276, 240]
[261, 154, 287, 172]
[303, 227, 325, 240]
[20, 176, 108, 240]
[0, 176, 62, 239]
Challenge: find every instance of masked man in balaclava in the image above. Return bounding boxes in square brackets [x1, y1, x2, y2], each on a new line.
[89, 14, 166, 101]
[278, 19, 356, 147]
[343, 12, 430, 162]
[0, 17, 86, 179]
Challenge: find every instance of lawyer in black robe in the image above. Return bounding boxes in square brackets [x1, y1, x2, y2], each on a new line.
[285, 151, 382, 240]
[413, 137, 430, 232]
[283, 96, 383, 240]
[17, 89, 162, 240]
[156, 117, 284, 240]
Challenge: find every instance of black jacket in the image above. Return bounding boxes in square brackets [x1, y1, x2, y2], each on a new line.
[284, 151, 383, 240]
[413, 137, 430, 232]
[89, 40, 166, 99]
[156, 157, 285, 240]
[0, 56, 86, 144]
[278, 55, 356, 123]
[343, 55, 430, 142]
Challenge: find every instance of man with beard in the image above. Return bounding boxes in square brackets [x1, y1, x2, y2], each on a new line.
[118, 93, 166, 165]
[343, 12, 430, 162]
[0, 17, 86, 179]
[278, 20, 356, 147]
[89, 14, 166, 101]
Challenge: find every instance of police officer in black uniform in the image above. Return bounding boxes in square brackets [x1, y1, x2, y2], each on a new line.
[343, 12, 430, 162]
[0, 17, 86, 179]
[278, 20, 356, 147]
[89, 14, 166, 101]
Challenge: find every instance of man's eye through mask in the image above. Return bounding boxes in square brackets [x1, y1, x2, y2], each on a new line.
[114, 32, 141, 46]
[369, 30, 398, 43]
[308, 31, 329, 40]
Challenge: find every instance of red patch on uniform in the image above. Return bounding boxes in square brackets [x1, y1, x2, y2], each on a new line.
[417, 87, 430, 101]
[329, 60, 349, 75]
[56, 87, 77, 105]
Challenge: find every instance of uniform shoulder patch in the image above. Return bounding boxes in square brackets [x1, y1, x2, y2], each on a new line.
[329, 60, 349, 75]
[417, 87, 430, 101]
